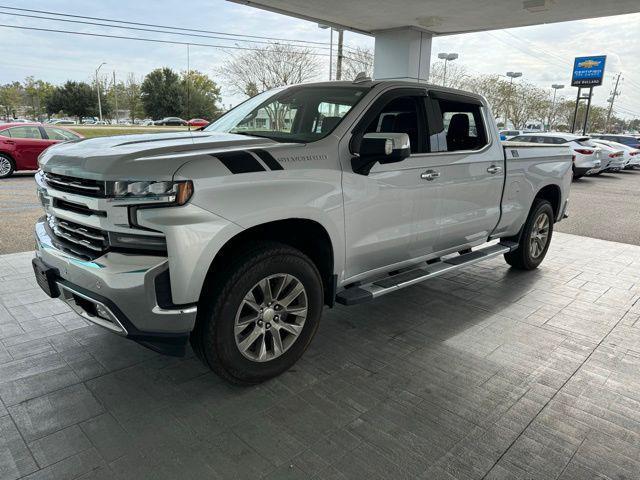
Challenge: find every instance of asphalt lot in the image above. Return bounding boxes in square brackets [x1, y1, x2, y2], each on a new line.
[1, 168, 640, 255]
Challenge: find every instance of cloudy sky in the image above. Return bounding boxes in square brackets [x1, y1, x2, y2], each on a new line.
[0, 0, 639, 118]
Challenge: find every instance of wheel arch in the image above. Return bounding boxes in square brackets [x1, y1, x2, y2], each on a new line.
[534, 183, 562, 221]
[200, 218, 337, 308]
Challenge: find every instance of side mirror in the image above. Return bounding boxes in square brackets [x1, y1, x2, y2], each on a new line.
[352, 133, 411, 175]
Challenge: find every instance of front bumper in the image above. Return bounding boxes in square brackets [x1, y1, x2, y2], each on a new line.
[34, 219, 196, 356]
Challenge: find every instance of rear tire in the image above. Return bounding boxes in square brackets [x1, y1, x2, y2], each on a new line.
[192, 242, 323, 385]
[0, 154, 15, 178]
[504, 199, 554, 270]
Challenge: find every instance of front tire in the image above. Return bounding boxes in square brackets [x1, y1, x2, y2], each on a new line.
[0, 154, 15, 178]
[192, 243, 323, 385]
[504, 199, 554, 270]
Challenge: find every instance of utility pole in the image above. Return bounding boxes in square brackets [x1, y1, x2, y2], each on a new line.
[437, 52, 458, 87]
[112, 71, 119, 125]
[550, 84, 564, 130]
[505, 71, 522, 129]
[605, 73, 622, 133]
[335, 29, 344, 80]
[95, 62, 106, 123]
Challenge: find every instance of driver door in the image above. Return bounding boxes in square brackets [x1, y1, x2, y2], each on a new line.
[341, 88, 441, 281]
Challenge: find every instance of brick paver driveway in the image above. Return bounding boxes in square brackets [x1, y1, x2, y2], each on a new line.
[1, 232, 639, 479]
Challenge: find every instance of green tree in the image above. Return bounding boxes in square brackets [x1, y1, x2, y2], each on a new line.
[0, 82, 24, 119]
[124, 73, 144, 123]
[23, 77, 55, 120]
[46, 81, 97, 121]
[141, 67, 183, 119]
[181, 70, 221, 120]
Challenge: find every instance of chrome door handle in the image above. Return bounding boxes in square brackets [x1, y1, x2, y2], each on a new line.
[421, 170, 440, 181]
[487, 165, 503, 174]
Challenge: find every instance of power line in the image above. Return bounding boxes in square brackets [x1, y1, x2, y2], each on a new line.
[0, 4, 333, 47]
[0, 10, 332, 50]
[0, 23, 331, 56]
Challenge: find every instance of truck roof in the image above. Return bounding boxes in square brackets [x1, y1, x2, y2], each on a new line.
[286, 79, 487, 104]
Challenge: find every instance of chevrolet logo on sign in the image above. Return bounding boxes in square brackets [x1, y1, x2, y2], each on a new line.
[577, 59, 601, 69]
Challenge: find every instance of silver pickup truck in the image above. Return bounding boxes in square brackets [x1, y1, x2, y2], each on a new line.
[33, 80, 572, 384]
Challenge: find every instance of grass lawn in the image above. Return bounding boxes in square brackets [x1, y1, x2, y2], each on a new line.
[71, 126, 188, 138]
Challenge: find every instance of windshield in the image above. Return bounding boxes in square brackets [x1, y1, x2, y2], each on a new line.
[205, 85, 369, 143]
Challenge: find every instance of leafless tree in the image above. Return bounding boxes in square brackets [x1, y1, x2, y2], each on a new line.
[218, 43, 321, 97]
[342, 47, 374, 80]
[429, 62, 469, 89]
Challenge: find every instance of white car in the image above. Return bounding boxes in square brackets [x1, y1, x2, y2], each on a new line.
[591, 140, 625, 172]
[500, 129, 534, 140]
[509, 132, 601, 179]
[592, 138, 640, 169]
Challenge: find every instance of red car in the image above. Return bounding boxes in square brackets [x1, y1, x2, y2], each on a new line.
[0, 123, 83, 178]
[187, 118, 209, 128]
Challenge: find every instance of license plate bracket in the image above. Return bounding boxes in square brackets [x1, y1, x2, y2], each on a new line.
[32, 257, 60, 298]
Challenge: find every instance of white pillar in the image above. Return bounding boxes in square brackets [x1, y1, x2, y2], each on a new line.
[373, 28, 432, 82]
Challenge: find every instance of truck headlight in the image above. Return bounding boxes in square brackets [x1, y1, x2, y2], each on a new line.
[108, 180, 193, 206]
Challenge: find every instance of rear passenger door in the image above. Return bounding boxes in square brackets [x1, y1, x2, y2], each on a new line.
[424, 91, 505, 252]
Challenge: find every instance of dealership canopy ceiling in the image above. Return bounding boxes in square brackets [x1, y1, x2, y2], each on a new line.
[229, 0, 640, 35]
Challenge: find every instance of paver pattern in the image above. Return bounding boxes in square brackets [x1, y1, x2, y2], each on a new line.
[0, 232, 639, 479]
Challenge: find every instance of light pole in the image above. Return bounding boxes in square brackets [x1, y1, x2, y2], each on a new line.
[550, 84, 564, 130]
[318, 24, 333, 80]
[95, 62, 106, 122]
[438, 52, 458, 87]
[505, 71, 522, 128]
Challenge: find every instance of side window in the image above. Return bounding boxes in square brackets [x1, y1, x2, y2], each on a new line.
[0, 129, 10, 137]
[363, 96, 424, 153]
[7, 126, 43, 139]
[431, 97, 488, 152]
[44, 127, 79, 141]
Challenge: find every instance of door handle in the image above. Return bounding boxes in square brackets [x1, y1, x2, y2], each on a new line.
[487, 165, 503, 174]
[3, 140, 15, 145]
[421, 170, 440, 181]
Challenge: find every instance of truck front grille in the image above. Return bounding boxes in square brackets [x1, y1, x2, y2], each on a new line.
[43, 173, 106, 197]
[45, 215, 108, 260]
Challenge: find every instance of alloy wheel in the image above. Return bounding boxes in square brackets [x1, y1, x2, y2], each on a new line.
[529, 212, 550, 259]
[234, 273, 308, 362]
[0, 157, 11, 177]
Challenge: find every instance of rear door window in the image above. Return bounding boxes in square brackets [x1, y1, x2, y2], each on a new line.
[429, 95, 488, 152]
[6, 126, 43, 139]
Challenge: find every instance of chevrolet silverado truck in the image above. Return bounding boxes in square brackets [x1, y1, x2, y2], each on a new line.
[33, 80, 572, 384]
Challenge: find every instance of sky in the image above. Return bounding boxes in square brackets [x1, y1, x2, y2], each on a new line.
[0, 0, 639, 119]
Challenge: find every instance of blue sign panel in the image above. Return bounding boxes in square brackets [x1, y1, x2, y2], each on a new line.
[571, 55, 606, 87]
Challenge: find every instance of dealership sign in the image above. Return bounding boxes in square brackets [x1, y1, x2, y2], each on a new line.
[571, 55, 607, 87]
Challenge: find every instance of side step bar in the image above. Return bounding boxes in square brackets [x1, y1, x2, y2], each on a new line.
[336, 241, 517, 306]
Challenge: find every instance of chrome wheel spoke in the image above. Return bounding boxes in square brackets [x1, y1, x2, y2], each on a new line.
[277, 321, 303, 336]
[285, 306, 308, 317]
[259, 278, 273, 304]
[272, 274, 289, 301]
[271, 329, 284, 355]
[280, 282, 304, 307]
[238, 325, 262, 353]
[256, 335, 268, 361]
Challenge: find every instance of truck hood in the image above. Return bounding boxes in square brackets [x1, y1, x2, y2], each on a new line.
[39, 131, 277, 180]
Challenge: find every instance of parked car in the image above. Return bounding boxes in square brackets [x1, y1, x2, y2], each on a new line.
[591, 138, 640, 170]
[9, 118, 31, 123]
[154, 117, 187, 126]
[590, 134, 640, 149]
[33, 80, 572, 384]
[509, 132, 601, 179]
[0, 123, 82, 178]
[500, 129, 533, 140]
[187, 118, 209, 127]
[590, 140, 625, 172]
[50, 119, 76, 125]
[141, 119, 155, 126]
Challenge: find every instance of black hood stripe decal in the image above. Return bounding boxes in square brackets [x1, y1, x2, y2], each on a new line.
[213, 151, 265, 174]
[253, 149, 284, 171]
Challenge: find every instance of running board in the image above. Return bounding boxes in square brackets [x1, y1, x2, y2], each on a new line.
[336, 242, 517, 306]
